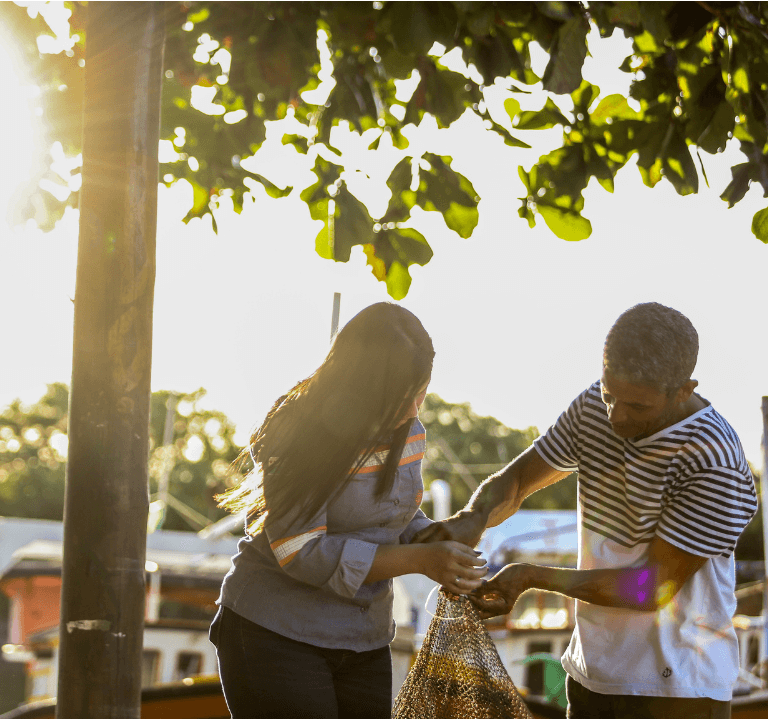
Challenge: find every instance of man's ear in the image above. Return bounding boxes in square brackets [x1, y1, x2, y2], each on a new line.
[676, 379, 698, 403]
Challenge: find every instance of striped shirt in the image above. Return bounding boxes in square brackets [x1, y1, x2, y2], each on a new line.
[217, 419, 433, 651]
[534, 381, 757, 700]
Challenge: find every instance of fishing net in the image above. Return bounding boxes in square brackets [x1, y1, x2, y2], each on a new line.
[392, 590, 533, 719]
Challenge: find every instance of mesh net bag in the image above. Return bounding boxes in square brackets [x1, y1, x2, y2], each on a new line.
[392, 590, 533, 719]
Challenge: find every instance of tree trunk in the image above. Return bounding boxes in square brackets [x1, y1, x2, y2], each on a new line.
[57, 4, 164, 718]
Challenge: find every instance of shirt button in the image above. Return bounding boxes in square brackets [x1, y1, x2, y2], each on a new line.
[360, 606, 368, 613]
[393, 499, 400, 505]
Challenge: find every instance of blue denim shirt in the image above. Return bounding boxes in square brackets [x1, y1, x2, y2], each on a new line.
[217, 419, 433, 651]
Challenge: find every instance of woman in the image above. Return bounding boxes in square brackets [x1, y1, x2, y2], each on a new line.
[211, 302, 487, 719]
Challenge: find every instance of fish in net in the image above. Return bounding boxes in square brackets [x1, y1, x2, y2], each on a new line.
[392, 589, 533, 719]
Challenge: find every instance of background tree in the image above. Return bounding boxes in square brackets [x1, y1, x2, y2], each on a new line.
[420, 393, 577, 515]
[4, 1, 767, 300]
[1, 386, 579, 524]
[0, 383, 69, 520]
[0, 384, 241, 530]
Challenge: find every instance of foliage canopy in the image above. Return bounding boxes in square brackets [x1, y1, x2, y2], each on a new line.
[6, 1, 768, 298]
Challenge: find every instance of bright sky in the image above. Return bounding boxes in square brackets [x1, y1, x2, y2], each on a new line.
[1, 8, 767, 469]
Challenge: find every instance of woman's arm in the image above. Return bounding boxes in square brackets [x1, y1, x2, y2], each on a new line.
[364, 541, 488, 595]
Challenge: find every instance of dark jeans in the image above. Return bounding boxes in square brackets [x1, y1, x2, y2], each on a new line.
[566, 676, 731, 719]
[210, 606, 392, 719]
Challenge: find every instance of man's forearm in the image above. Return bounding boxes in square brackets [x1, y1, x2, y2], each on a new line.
[411, 448, 566, 547]
[467, 446, 566, 528]
[524, 563, 670, 612]
[467, 469, 523, 528]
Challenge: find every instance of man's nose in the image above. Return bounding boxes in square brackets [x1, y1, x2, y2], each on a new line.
[607, 402, 626, 424]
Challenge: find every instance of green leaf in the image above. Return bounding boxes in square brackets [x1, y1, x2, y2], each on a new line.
[503, 97, 521, 124]
[633, 30, 661, 54]
[519, 200, 536, 228]
[249, 173, 293, 199]
[751, 207, 768, 243]
[417, 154, 479, 238]
[387, 157, 414, 197]
[588, 156, 615, 193]
[378, 43, 415, 81]
[720, 163, 751, 207]
[422, 66, 472, 128]
[537, 205, 592, 241]
[282, 134, 309, 153]
[191, 181, 208, 214]
[696, 102, 734, 154]
[363, 243, 387, 281]
[186, 7, 210, 25]
[636, 3, 670, 43]
[662, 127, 698, 195]
[542, 16, 589, 95]
[385, 2, 458, 56]
[536, 2, 575, 21]
[310, 198, 333, 259]
[182, 181, 210, 224]
[518, 165, 536, 194]
[331, 185, 375, 262]
[591, 94, 639, 124]
[391, 227, 433, 265]
[732, 66, 750, 94]
[363, 227, 434, 299]
[385, 261, 411, 301]
[609, 1, 643, 28]
[571, 81, 600, 114]
[444, 202, 479, 239]
[515, 97, 569, 130]
[638, 157, 663, 188]
[474, 28, 529, 85]
[489, 120, 531, 148]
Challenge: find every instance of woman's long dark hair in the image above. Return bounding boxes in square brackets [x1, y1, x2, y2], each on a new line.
[216, 303, 435, 534]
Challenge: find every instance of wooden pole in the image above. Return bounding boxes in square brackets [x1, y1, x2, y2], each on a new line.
[56, 4, 164, 718]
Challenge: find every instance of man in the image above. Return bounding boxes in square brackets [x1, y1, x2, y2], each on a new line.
[414, 303, 757, 719]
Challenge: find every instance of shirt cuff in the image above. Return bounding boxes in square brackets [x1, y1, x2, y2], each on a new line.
[400, 515, 434, 544]
[324, 538, 379, 599]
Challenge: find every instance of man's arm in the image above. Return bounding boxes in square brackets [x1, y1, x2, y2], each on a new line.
[470, 535, 709, 619]
[412, 446, 569, 547]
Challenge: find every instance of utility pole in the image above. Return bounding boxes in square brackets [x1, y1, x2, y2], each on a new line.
[57, 5, 164, 718]
[331, 292, 341, 340]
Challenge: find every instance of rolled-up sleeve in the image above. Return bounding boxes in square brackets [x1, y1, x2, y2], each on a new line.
[400, 509, 433, 544]
[264, 505, 378, 599]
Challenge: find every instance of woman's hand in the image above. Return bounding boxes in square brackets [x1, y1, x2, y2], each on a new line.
[410, 510, 487, 549]
[413, 541, 488, 595]
[468, 563, 531, 619]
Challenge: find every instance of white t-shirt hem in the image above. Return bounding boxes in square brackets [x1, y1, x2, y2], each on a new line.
[562, 657, 734, 702]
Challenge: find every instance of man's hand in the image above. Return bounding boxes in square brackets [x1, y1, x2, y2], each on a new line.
[410, 510, 487, 548]
[468, 564, 532, 620]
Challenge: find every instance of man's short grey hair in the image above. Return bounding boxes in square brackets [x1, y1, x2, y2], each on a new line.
[603, 302, 698, 393]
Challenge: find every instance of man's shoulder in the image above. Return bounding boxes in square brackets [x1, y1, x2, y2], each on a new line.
[676, 403, 751, 474]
